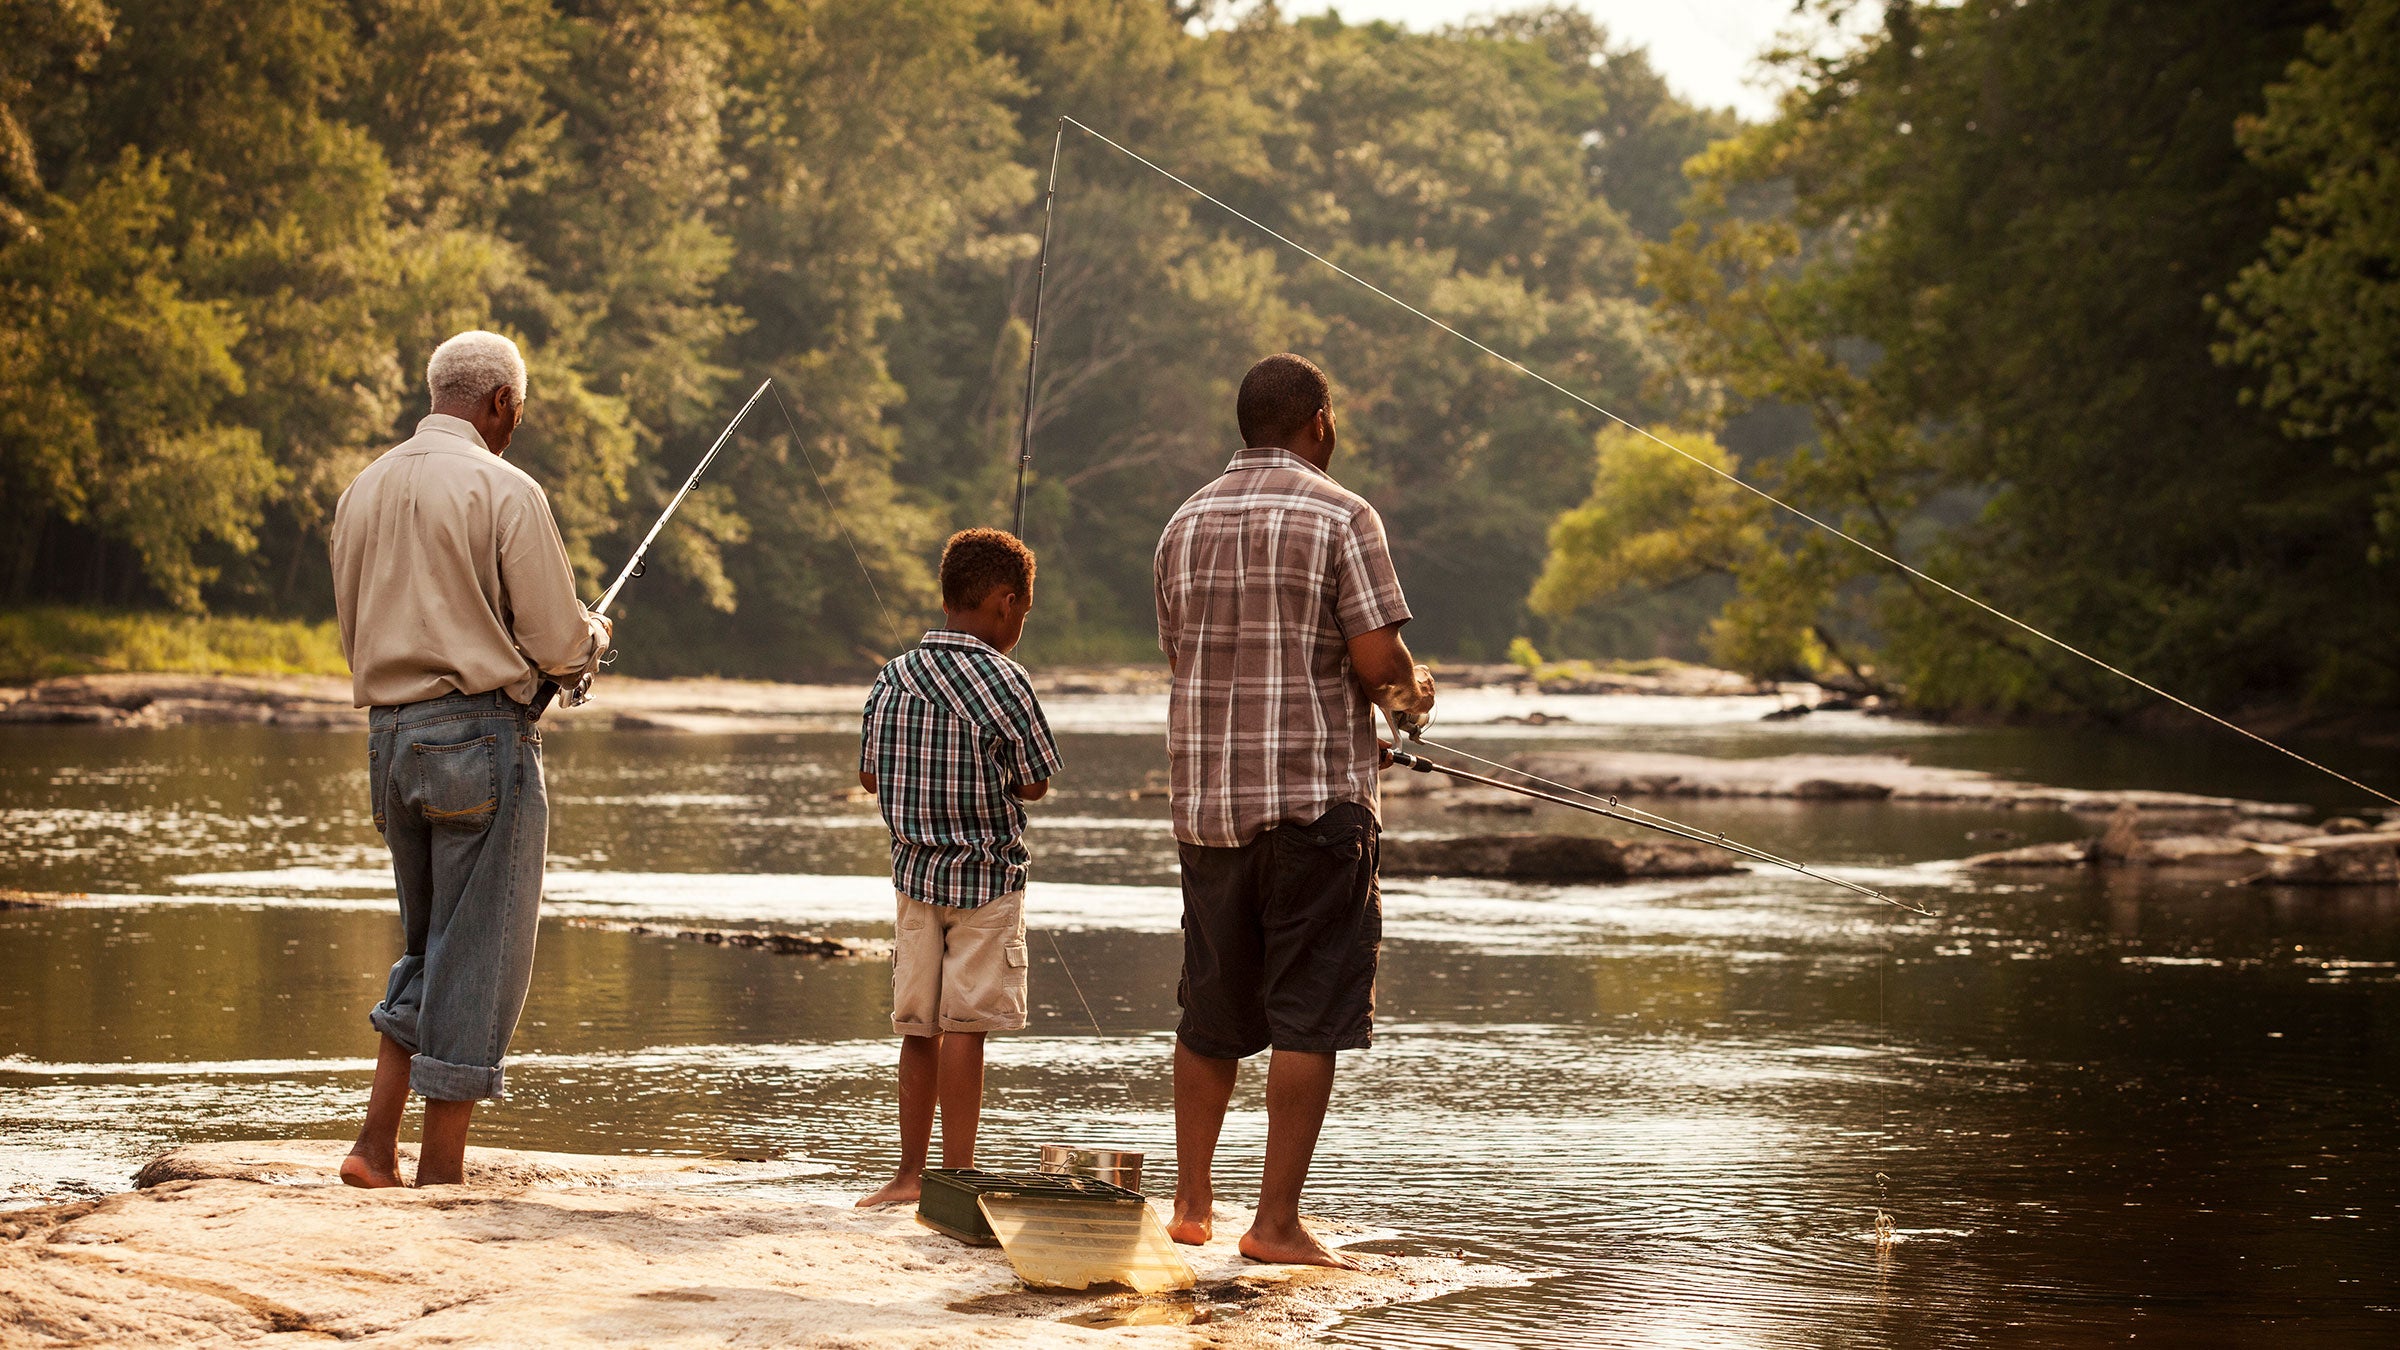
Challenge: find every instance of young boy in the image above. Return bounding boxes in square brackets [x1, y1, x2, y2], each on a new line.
[856, 528, 1062, 1208]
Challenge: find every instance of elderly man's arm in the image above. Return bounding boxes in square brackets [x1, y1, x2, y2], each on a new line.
[499, 485, 612, 679]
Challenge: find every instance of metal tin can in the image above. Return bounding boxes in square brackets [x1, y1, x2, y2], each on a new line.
[1037, 1144, 1144, 1193]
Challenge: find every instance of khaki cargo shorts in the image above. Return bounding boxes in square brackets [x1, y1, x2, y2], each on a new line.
[892, 888, 1028, 1036]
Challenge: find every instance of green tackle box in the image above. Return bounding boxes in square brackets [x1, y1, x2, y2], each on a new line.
[917, 1168, 1146, 1246]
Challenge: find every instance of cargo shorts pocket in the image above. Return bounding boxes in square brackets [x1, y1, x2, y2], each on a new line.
[414, 735, 499, 829]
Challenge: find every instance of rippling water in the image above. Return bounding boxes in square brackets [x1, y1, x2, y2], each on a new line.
[3, 697, 2398, 1346]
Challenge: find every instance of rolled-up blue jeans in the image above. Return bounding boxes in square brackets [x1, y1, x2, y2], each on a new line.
[365, 689, 547, 1101]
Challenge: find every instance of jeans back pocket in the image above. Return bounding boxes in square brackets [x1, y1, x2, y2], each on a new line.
[411, 734, 500, 829]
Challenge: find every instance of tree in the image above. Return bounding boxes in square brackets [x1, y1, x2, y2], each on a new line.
[0, 153, 271, 609]
[1634, 0, 2400, 714]
[2216, 0, 2400, 555]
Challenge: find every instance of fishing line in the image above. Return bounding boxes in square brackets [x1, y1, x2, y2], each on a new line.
[1013, 122, 1066, 539]
[1410, 733, 1932, 916]
[1046, 929, 1106, 1036]
[767, 382, 903, 651]
[1050, 115, 2397, 811]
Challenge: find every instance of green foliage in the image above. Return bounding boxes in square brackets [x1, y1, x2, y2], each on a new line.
[2215, 0, 2400, 553]
[0, 151, 272, 611]
[0, 606, 346, 680]
[1637, 0, 2400, 713]
[0, 2, 1766, 675]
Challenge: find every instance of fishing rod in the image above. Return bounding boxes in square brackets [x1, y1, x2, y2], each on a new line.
[1383, 742, 1929, 915]
[1011, 119, 1066, 540]
[531, 378, 775, 717]
[1042, 114, 2397, 813]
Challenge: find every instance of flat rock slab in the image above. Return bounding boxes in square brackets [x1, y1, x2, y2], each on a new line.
[1, 1143, 1509, 1348]
[1514, 749, 2307, 817]
[2245, 830, 2400, 886]
[1383, 832, 1739, 882]
[128, 1140, 793, 1192]
[1966, 828, 2400, 886]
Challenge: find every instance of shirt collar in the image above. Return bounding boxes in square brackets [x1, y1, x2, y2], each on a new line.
[919, 629, 1000, 655]
[417, 413, 490, 452]
[1223, 445, 1331, 481]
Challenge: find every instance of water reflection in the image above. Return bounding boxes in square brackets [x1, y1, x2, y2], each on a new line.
[3, 706, 2398, 1346]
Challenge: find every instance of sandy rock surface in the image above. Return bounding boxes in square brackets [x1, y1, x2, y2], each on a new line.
[0, 1142, 1507, 1348]
[1514, 749, 2308, 817]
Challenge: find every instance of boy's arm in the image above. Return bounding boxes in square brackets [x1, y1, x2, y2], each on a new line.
[996, 667, 1063, 801]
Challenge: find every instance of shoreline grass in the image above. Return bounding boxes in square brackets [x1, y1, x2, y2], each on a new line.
[0, 607, 348, 683]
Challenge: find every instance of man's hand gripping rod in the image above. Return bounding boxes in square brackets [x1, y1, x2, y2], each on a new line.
[1380, 714, 1928, 915]
[530, 378, 775, 718]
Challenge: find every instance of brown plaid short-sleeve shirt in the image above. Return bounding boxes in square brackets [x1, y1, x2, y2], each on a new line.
[1154, 447, 1413, 848]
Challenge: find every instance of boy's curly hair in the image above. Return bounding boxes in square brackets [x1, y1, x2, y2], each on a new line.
[940, 528, 1036, 610]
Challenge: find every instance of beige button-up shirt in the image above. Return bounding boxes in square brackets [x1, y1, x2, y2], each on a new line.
[330, 414, 606, 708]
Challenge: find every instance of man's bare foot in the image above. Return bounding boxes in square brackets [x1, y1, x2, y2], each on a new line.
[1166, 1194, 1213, 1246]
[339, 1148, 404, 1189]
[1238, 1219, 1360, 1270]
[856, 1174, 922, 1208]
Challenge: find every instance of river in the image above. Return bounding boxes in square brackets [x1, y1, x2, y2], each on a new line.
[4, 692, 2397, 1345]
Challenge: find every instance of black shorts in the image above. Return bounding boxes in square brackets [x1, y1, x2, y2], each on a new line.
[1175, 802, 1382, 1059]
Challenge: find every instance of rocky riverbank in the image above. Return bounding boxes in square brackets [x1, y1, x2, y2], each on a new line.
[0, 1142, 1509, 1347]
[1509, 748, 2310, 817]
[0, 660, 1791, 731]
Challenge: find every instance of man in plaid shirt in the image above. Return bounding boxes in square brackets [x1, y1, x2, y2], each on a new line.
[1153, 353, 1437, 1268]
[854, 528, 1061, 1209]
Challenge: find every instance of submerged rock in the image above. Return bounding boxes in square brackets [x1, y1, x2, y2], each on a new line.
[1382, 832, 1739, 882]
[0, 1141, 1508, 1347]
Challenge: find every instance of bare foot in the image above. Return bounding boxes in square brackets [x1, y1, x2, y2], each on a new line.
[1239, 1220, 1360, 1270]
[856, 1174, 922, 1208]
[339, 1148, 404, 1190]
[1166, 1193, 1213, 1246]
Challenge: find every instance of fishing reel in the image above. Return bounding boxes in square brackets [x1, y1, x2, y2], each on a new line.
[555, 601, 620, 710]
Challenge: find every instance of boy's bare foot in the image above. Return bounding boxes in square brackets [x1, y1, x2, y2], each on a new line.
[1166, 1193, 1213, 1246]
[1238, 1218, 1360, 1270]
[339, 1147, 403, 1189]
[856, 1174, 922, 1208]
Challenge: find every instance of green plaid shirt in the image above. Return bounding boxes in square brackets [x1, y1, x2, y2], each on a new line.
[860, 630, 1063, 908]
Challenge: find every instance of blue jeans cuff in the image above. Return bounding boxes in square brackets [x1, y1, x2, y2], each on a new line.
[368, 1002, 418, 1050]
[410, 1052, 504, 1102]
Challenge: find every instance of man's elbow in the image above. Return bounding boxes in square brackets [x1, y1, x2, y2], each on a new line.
[1014, 779, 1049, 802]
[859, 771, 878, 793]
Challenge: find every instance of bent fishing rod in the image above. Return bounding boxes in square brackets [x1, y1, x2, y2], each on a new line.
[531, 377, 775, 717]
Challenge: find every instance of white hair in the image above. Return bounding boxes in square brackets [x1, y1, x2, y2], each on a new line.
[425, 330, 527, 410]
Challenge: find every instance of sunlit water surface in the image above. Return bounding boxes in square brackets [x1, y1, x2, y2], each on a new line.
[4, 695, 2398, 1346]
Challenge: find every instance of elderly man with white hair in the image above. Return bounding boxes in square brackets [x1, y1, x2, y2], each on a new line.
[328, 329, 611, 1187]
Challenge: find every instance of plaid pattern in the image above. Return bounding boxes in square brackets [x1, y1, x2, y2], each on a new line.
[860, 630, 1063, 908]
[1154, 447, 1413, 848]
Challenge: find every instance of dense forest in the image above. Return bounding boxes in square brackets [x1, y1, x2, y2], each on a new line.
[4, 0, 2395, 718]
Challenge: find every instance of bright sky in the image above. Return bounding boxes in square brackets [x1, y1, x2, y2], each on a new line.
[1279, 0, 1833, 122]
